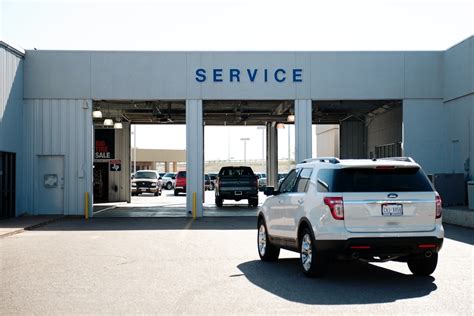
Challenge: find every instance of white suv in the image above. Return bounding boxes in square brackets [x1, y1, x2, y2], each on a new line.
[257, 157, 444, 277]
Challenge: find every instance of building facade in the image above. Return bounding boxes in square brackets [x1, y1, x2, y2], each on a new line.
[0, 36, 473, 218]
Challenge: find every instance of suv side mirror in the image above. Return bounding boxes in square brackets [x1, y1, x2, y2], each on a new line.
[264, 186, 276, 196]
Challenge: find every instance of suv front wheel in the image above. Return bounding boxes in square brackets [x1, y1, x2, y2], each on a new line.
[257, 220, 280, 261]
[300, 227, 327, 278]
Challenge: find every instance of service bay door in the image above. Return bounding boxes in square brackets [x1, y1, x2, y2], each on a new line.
[37, 155, 64, 214]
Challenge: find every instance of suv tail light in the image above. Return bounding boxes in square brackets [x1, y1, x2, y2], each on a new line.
[324, 197, 344, 220]
[435, 193, 442, 219]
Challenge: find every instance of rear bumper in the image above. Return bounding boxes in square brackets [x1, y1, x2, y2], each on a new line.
[315, 237, 443, 258]
[218, 190, 258, 200]
[175, 186, 186, 192]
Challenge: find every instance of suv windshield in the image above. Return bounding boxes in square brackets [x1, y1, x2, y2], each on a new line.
[317, 167, 434, 192]
[134, 171, 158, 179]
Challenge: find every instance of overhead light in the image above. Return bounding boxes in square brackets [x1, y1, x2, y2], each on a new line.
[114, 122, 123, 129]
[287, 114, 295, 122]
[276, 123, 285, 129]
[103, 119, 114, 126]
[92, 110, 103, 118]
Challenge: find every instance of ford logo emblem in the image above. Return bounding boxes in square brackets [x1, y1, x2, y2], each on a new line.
[387, 193, 398, 198]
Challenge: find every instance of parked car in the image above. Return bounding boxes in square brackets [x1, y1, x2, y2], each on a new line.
[204, 174, 212, 191]
[174, 171, 186, 196]
[162, 172, 177, 190]
[208, 172, 218, 190]
[257, 157, 444, 277]
[255, 172, 267, 191]
[131, 170, 162, 196]
[215, 166, 259, 207]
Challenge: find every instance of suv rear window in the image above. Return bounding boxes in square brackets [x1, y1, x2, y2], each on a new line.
[317, 167, 434, 192]
[177, 171, 186, 177]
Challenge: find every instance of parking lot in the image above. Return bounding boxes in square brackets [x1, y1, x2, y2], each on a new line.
[94, 189, 267, 217]
[0, 218, 472, 314]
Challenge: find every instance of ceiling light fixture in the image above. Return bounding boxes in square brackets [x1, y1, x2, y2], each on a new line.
[276, 122, 285, 129]
[114, 122, 123, 129]
[92, 110, 103, 118]
[103, 118, 114, 126]
[287, 114, 295, 122]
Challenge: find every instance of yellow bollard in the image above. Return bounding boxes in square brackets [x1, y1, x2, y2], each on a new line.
[192, 192, 197, 219]
[84, 192, 89, 220]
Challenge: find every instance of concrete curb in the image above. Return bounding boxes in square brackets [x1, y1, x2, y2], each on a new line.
[442, 208, 474, 229]
[0, 216, 64, 238]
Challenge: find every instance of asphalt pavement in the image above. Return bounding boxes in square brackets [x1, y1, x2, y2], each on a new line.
[0, 218, 472, 314]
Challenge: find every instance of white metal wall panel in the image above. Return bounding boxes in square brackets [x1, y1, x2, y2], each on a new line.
[23, 50, 446, 100]
[403, 99, 450, 175]
[0, 46, 23, 216]
[22, 99, 93, 215]
[444, 36, 473, 101]
[294, 99, 312, 163]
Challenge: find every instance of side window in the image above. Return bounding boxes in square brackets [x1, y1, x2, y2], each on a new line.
[317, 169, 334, 192]
[279, 169, 299, 193]
[295, 168, 313, 192]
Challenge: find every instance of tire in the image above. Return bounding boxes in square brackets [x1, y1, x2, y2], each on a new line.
[257, 219, 280, 261]
[154, 190, 159, 196]
[299, 227, 327, 277]
[166, 182, 173, 190]
[249, 197, 258, 207]
[407, 253, 438, 276]
[215, 196, 223, 207]
[174, 190, 179, 196]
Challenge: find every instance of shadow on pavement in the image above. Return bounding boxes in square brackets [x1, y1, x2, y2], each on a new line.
[443, 224, 474, 245]
[237, 259, 437, 305]
[29, 216, 257, 231]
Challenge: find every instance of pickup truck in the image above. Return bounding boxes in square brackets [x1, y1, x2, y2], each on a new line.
[215, 166, 259, 207]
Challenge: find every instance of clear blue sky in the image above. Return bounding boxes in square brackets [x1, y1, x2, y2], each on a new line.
[1, 0, 472, 160]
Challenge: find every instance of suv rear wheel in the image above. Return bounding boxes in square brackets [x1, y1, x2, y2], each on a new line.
[215, 196, 223, 207]
[257, 220, 280, 261]
[300, 227, 327, 278]
[407, 253, 438, 276]
[248, 197, 258, 207]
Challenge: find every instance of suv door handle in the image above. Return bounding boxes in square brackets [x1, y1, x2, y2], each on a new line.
[298, 199, 304, 205]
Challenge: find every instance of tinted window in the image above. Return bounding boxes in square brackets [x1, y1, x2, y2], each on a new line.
[279, 169, 299, 193]
[135, 171, 157, 179]
[177, 171, 186, 177]
[317, 168, 434, 192]
[295, 168, 313, 192]
[219, 167, 254, 177]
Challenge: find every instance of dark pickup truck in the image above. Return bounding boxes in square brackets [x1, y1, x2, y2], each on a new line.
[215, 166, 259, 207]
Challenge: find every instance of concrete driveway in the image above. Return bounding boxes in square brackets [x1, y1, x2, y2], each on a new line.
[0, 218, 472, 314]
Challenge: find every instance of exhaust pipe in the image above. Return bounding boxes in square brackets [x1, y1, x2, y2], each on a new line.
[425, 250, 433, 258]
[352, 252, 360, 260]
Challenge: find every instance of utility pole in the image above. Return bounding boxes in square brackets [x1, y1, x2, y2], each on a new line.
[240, 138, 250, 164]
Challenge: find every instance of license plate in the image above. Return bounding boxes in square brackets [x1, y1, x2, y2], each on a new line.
[235, 191, 242, 196]
[382, 204, 403, 216]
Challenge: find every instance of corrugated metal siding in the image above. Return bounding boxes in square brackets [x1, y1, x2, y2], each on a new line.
[340, 120, 366, 159]
[0, 46, 23, 216]
[22, 99, 93, 215]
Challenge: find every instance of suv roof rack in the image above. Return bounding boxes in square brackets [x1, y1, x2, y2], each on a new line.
[301, 157, 340, 164]
[378, 157, 415, 163]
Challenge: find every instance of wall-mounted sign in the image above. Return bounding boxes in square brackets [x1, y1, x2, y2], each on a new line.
[95, 129, 115, 159]
[195, 68, 303, 83]
[110, 160, 121, 172]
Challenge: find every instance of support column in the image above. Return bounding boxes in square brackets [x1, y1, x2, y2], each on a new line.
[164, 162, 170, 172]
[266, 123, 278, 188]
[186, 100, 204, 217]
[295, 99, 313, 163]
[172, 161, 177, 172]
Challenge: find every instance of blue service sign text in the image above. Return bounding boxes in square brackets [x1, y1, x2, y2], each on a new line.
[195, 68, 303, 83]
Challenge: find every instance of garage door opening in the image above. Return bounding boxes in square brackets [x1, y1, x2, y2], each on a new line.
[312, 100, 403, 159]
[92, 100, 187, 217]
[203, 100, 295, 216]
